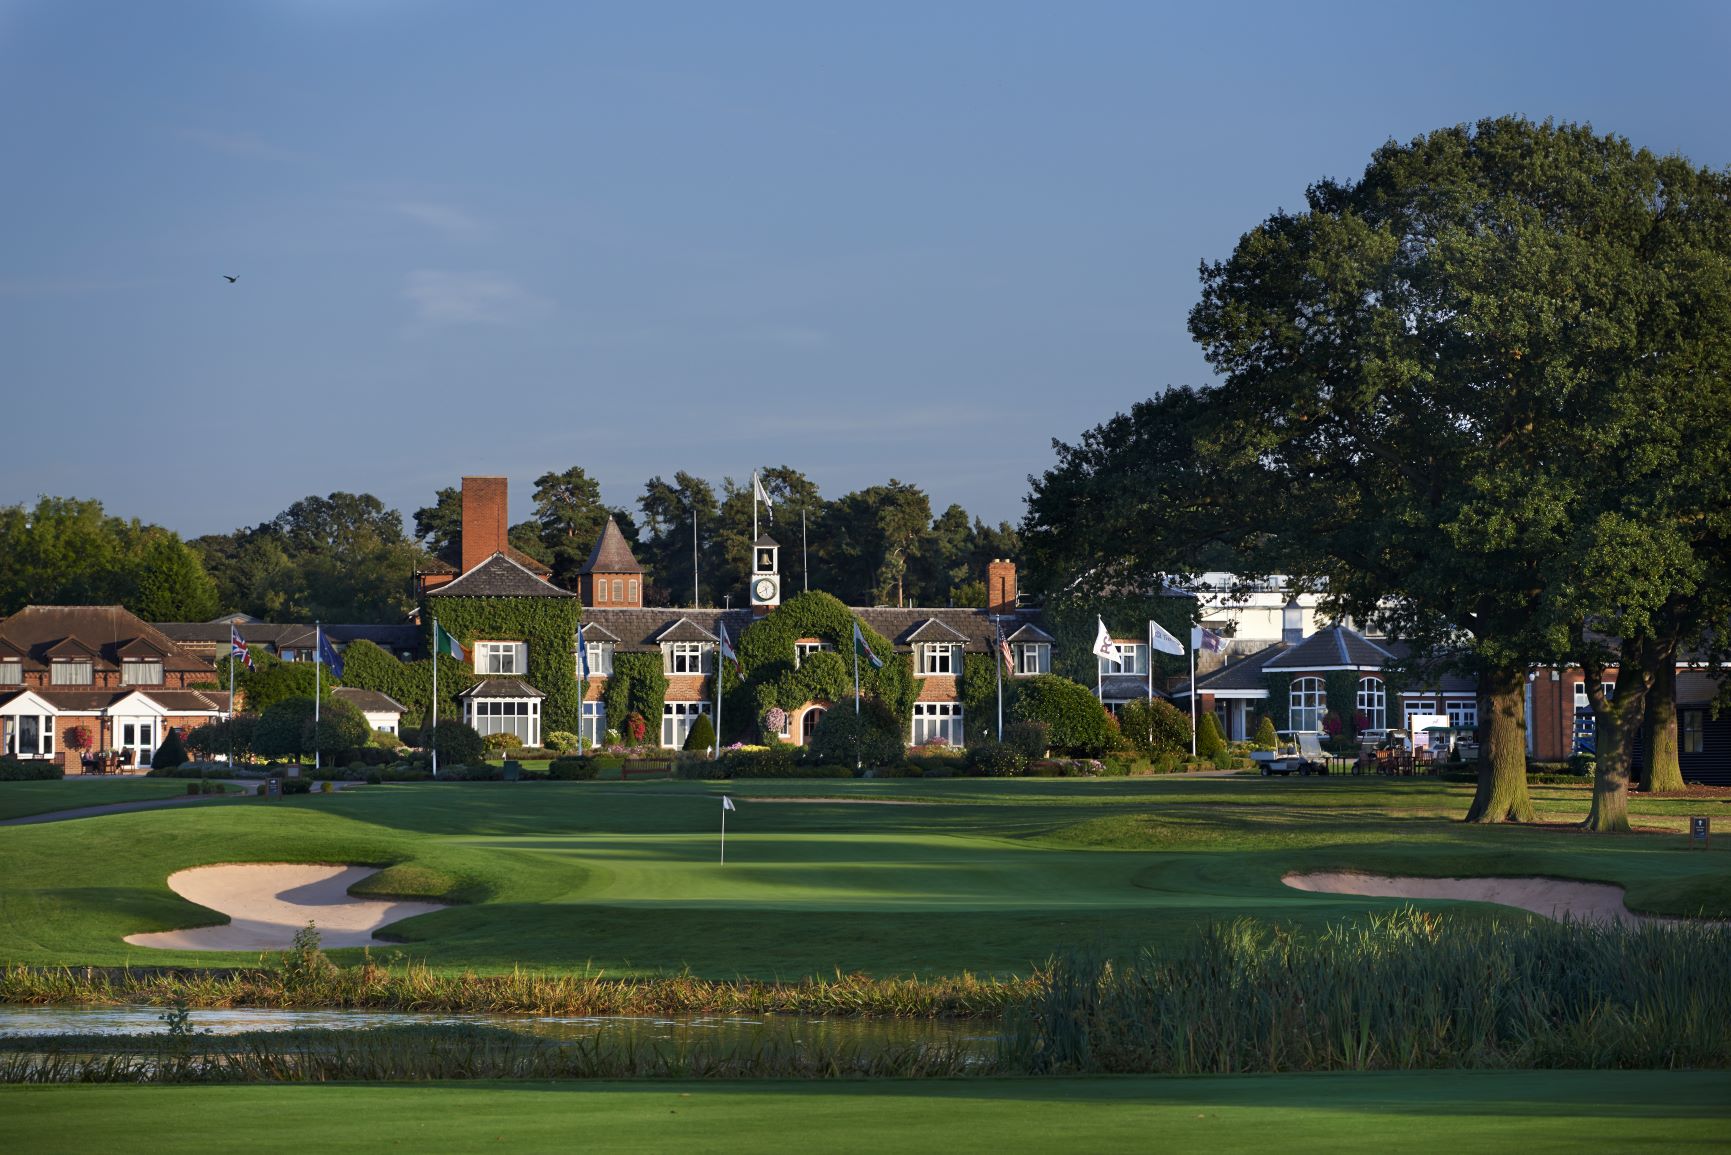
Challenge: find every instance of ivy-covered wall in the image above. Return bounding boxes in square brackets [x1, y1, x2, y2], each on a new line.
[603, 652, 668, 741]
[733, 591, 913, 735]
[337, 639, 475, 729]
[959, 652, 1016, 745]
[1262, 671, 1292, 730]
[422, 595, 583, 733]
[1041, 588, 1197, 688]
[1325, 670, 1360, 738]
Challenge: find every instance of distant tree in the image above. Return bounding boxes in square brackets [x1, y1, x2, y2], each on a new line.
[531, 467, 613, 588]
[254, 697, 319, 761]
[128, 533, 220, 621]
[413, 487, 463, 566]
[638, 472, 720, 606]
[308, 698, 370, 757]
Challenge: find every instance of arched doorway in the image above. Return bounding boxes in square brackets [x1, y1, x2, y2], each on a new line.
[801, 706, 827, 745]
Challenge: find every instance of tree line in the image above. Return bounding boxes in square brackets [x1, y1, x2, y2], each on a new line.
[1024, 117, 1731, 833]
[1, 471, 1019, 624]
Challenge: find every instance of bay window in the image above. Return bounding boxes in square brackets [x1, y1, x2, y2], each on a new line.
[1356, 677, 1386, 731]
[912, 702, 964, 746]
[1290, 677, 1326, 732]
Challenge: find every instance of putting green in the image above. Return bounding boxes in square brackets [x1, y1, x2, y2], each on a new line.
[3, 1071, 1725, 1153]
[1, 777, 1726, 975]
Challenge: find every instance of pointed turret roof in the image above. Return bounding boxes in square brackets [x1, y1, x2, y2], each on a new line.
[582, 517, 644, 574]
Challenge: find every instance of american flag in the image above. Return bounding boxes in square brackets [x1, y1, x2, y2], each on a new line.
[229, 624, 253, 670]
[996, 623, 1014, 674]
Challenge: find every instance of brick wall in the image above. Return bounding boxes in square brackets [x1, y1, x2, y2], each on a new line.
[460, 476, 510, 573]
[987, 560, 1018, 615]
[916, 674, 960, 703]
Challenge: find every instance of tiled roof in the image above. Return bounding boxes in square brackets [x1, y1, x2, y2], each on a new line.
[1172, 641, 1290, 698]
[332, 687, 407, 714]
[578, 622, 621, 644]
[459, 678, 544, 699]
[583, 608, 757, 652]
[1005, 622, 1055, 643]
[1100, 673, 1162, 701]
[905, 617, 971, 643]
[429, 553, 576, 599]
[0, 606, 215, 675]
[652, 618, 721, 644]
[853, 608, 1044, 653]
[754, 533, 781, 549]
[1263, 626, 1394, 671]
[1677, 669, 1729, 706]
[0, 687, 226, 712]
[581, 517, 644, 575]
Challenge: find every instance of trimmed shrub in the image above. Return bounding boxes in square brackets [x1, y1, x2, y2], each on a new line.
[430, 720, 485, 766]
[1252, 715, 1278, 751]
[548, 757, 598, 780]
[545, 730, 581, 753]
[720, 745, 797, 776]
[370, 729, 403, 750]
[483, 732, 524, 754]
[683, 713, 717, 754]
[150, 729, 189, 771]
[1115, 698, 1192, 758]
[280, 777, 313, 795]
[1011, 675, 1118, 755]
[1004, 720, 1049, 760]
[965, 741, 1027, 778]
[808, 698, 903, 767]
[0, 756, 62, 781]
[1196, 712, 1228, 762]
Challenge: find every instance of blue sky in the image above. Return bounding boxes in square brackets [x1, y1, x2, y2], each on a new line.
[2, 0, 1727, 536]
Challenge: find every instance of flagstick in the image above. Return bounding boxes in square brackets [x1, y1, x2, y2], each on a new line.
[1189, 629, 1198, 757]
[853, 627, 861, 773]
[712, 639, 721, 761]
[720, 800, 727, 866]
[314, 622, 321, 773]
[692, 508, 699, 609]
[430, 618, 440, 779]
[994, 619, 1003, 743]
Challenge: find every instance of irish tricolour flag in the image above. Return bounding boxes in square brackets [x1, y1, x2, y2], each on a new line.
[434, 622, 466, 663]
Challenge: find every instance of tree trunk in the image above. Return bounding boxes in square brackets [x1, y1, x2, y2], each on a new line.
[1641, 640, 1683, 793]
[1582, 640, 1656, 833]
[1464, 665, 1535, 823]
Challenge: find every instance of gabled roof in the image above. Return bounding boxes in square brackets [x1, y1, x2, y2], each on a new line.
[0, 606, 214, 675]
[1005, 622, 1055, 644]
[429, 553, 576, 599]
[578, 622, 620, 644]
[332, 686, 407, 714]
[0, 687, 226, 713]
[1263, 625, 1394, 672]
[582, 517, 644, 575]
[853, 608, 1047, 653]
[651, 618, 720, 645]
[459, 677, 544, 699]
[116, 636, 166, 659]
[1171, 641, 1288, 699]
[754, 533, 780, 549]
[905, 617, 971, 644]
[583, 608, 757, 653]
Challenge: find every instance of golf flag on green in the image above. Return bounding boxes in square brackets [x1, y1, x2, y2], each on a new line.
[434, 622, 466, 663]
[852, 621, 883, 669]
[720, 794, 735, 864]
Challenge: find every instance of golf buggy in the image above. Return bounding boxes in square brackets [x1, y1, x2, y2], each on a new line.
[1250, 730, 1331, 776]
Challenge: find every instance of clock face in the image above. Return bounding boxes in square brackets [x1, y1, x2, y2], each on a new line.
[754, 577, 776, 602]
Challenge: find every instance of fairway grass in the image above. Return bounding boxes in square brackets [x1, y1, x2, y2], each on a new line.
[4, 1071, 1725, 1154]
[0, 779, 202, 822]
[2, 777, 1727, 976]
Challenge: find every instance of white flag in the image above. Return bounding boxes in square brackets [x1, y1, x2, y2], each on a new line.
[722, 795, 735, 811]
[753, 473, 775, 522]
[1092, 617, 1115, 660]
[1149, 620, 1185, 656]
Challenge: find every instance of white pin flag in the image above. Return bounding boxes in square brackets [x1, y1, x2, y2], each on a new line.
[722, 795, 735, 811]
[720, 795, 735, 864]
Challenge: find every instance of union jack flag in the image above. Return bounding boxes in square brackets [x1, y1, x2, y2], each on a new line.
[230, 624, 254, 670]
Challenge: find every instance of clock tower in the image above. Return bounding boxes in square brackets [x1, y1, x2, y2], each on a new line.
[750, 533, 781, 614]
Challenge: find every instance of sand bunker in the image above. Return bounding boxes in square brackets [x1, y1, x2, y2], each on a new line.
[125, 863, 447, 951]
[1283, 871, 1649, 927]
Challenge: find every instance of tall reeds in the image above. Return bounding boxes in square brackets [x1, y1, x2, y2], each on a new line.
[1004, 909, 1731, 1074]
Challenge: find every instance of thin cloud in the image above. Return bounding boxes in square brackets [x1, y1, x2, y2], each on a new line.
[394, 201, 489, 238]
[176, 128, 301, 162]
[402, 270, 551, 326]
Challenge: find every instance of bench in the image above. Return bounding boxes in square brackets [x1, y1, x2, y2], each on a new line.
[622, 760, 675, 781]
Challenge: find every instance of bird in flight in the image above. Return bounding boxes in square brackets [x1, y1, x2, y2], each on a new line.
[223, 275, 238, 283]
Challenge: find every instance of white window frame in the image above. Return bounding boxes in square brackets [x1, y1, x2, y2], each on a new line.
[0, 660, 20, 685]
[475, 641, 527, 676]
[661, 700, 711, 748]
[595, 580, 609, 604]
[463, 696, 541, 747]
[794, 641, 835, 667]
[7, 713, 53, 757]
[917, 643, 960, 676]
[51, 661, 93, 686]
[1403, 699, 1437, 729]
[1356, 676, 1386, 732]
[1446, 699, 1478, 729]
[588, 642, 614, 676]
[612, 578, 624, 603]
[1097, 643, 1147, 677]
[911, 701, 964, 747]
[1290, 677, 1326, 733]
[581, 701, 606, 748]
[664, 642, 711, 675]
[1013, 643, 1050, 675]
[627, 579, 639, 603]
[121, 659, 164, 686]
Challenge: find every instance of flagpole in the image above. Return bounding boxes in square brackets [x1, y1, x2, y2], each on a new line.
[853, 625, 861, 773]
[314, 622, 321, 772]
[577, 628, 586, 755]
[752, 471, 759, 547]
[227, 645, 235, 768]
[692, 507, 699, 609]
[995, 625, 1004, 742]
[801, 508, 808, 593]
[1189, 628, 1198, 757]
[713, 636, 722, 761]
[430, 618, 439, 779]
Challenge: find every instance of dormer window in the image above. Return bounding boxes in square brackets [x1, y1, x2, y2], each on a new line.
[122, 659, 164, 686]
[581, 642, 614, 677]
[1097, 643, 1147, 677]
[794, 641, 835, 667]
[51, 660, 93, 686]
[664, 642, 711, 675]
[917, 643, 960, 676]
[1012, 643, 1050, 675]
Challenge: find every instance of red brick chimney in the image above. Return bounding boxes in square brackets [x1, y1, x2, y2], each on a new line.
[460, 476, 509, 575]
[987, 559, 1018, 616]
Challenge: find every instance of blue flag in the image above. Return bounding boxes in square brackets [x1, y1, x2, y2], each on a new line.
[577, 625, 589, 680]
[318, 630, 344, 679]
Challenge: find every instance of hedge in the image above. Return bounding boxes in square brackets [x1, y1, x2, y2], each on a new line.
[1011, 675, 1117, 755]
[0, 756, 62, 781]
[548, 757, 599, 780]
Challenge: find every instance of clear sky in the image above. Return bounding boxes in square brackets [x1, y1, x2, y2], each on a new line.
[2, 0, 1727, 537]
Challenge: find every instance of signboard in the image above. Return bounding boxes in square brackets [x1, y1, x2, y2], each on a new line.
[1408, 714, 1450, 754]
[265, 777, 281, 800]
[1690, 816, 1710, 849]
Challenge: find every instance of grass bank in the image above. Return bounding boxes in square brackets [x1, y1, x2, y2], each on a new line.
[0, 779, 203, 821]
[4, 1072, 1726, 1154]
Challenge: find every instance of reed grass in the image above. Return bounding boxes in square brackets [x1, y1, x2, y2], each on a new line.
[0, 959, 1029, 1019]
[1005, 908, 1731, 1074]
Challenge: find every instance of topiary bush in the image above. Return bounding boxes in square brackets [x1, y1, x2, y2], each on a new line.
[0, 755, 62, 781]
[1115, 698, 1191, 758]
[1196, 712, 1228, 762]
[150, 728, 189, 771]
[683, 712, 716, 754]
[1252, 714, 1278, 751]
[809, 698, 904, 767]
[484, 732, 524, 754]
[430, 719, 485, 766]
[548, 756, 598, 780]
[1011, 675, 1118, 755]
[545, 730, 582, 753]
[1004, 720, 1049, 760]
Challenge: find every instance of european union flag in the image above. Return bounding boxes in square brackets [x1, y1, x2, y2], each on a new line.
[318, 630, 344, 679]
